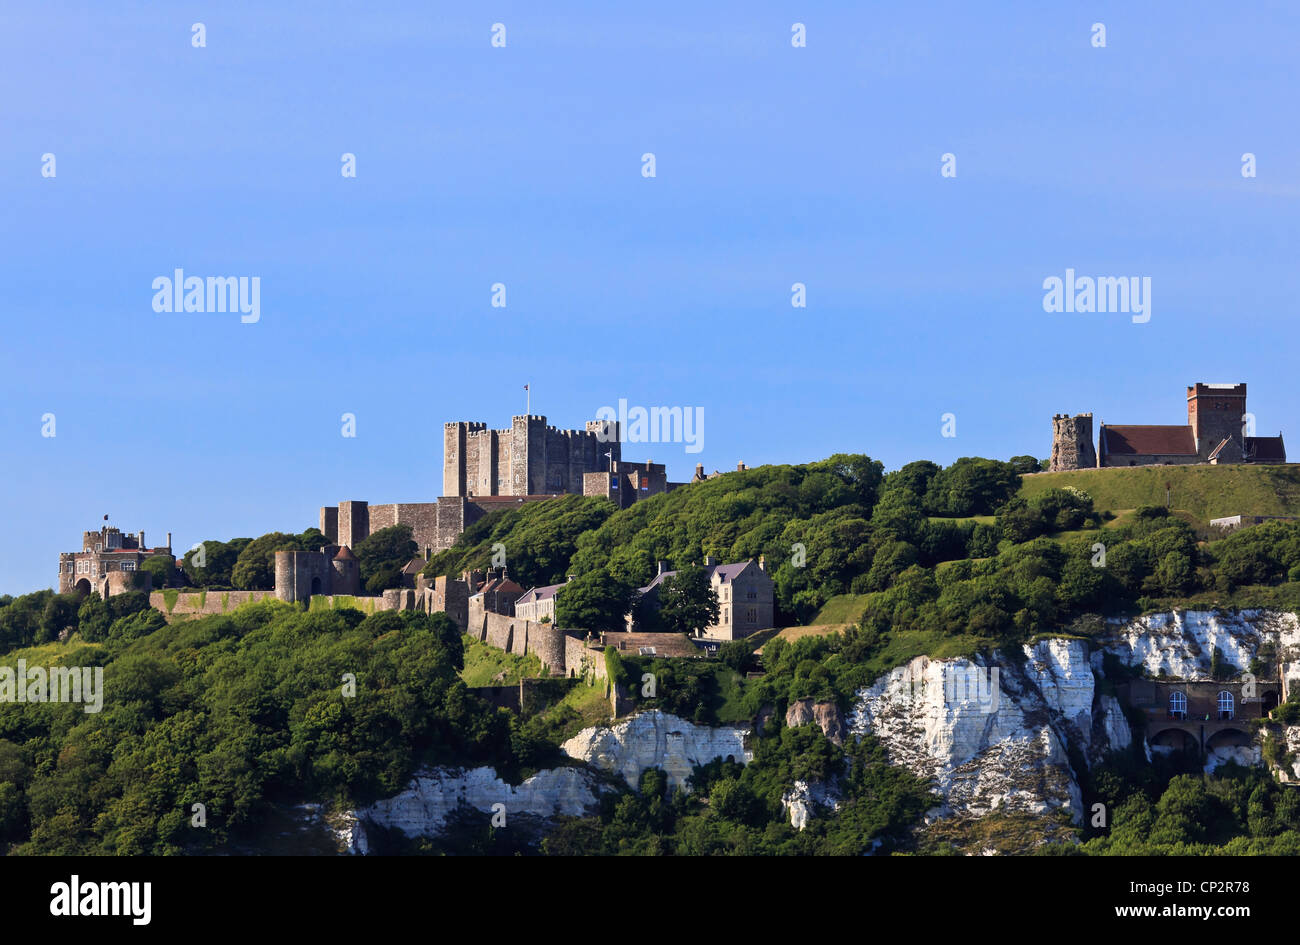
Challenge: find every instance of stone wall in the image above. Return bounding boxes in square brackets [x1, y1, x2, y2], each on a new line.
[1101, 452, 1200, 469]
[464, 602, 604, 678]
[150, 589, 273, 620]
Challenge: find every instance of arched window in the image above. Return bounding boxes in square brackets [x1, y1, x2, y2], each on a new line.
[1169, 691, 1187, 719]
[1218, 691, 1234, 720]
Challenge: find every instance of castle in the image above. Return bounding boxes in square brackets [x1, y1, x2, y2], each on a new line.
[319, 414, 685, 556]
[58, 525, 173, 598]
[273, 544, 361, 602]
[1050, 383, 1286, 470]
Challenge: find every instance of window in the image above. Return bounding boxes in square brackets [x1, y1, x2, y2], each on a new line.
[121, 561, 136, 571]
[1169, 691, 1186, 719]
[747, 590, 757, 599]
[746, 608, 757, 623]
[1218, 690, 1234, 720]
[76, 560, 89, 574]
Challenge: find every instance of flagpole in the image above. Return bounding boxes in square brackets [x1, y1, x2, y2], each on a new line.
[526, 384, 530, 417]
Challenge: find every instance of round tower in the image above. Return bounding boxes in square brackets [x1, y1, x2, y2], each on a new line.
[332, 546, 360, 596]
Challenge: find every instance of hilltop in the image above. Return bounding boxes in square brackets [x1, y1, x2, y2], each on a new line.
[1019, 463, 1300, 522]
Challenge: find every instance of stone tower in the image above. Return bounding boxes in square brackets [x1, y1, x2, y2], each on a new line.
[1050, 413, 1097, 471]
[1188, 383, 1247, 460]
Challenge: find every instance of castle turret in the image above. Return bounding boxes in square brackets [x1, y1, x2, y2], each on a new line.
[331, 546, 360, 596]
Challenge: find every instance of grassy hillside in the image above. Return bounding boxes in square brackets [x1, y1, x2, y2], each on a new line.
[1019, 464, 1300, 520]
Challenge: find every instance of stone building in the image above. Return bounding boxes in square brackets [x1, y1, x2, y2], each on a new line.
[1118, 678, 1280, 756]
[628, 556, 774, 641]
[443, 415, 620, 498]
[514, 579, 572, 624]
[273, 545, 361, 604]
[321, 413, 681, 555]
[1050, 382, 1286, 469]
[582, 459, 671, 509]
[59, 525, 173, 597]
[475, 569, 524, 616]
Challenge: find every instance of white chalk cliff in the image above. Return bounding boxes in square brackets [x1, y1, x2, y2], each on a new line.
[827, 610, 1300, 831]
[336, 711, 753, 851]
[562, 709, 752, 790]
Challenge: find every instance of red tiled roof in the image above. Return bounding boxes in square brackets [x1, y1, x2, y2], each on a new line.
[1102, 425, 1197, 456]
[333, 546, 356, 560]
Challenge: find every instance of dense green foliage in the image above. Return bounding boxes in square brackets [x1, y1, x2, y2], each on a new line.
[12, 453, 1300, 856]
[181, 528, 328, 591]
[353, 525, 418, 594]
[647, 564, 720, 636]
[554, 571, 634, 633]
[0, 595, 581, 853]
[421, 496, 615, 591]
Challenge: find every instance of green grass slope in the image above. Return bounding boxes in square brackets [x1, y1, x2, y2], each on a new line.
[1019, 464, 1300, 520]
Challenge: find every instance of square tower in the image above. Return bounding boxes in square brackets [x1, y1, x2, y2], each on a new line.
[1188, 383, 1247, 458]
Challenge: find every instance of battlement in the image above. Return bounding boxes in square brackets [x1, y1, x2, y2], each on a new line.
[1188, 383, 1246, 399]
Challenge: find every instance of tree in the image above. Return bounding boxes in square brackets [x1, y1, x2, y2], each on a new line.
[182, 537, 251, 588]
[141, 555, 175, 590]
[353, 525, 418, 589]
[231, 529, 327, 590]
[554, 571, 634, 633]
[924, 457, 1021, 517]
[1008, 455, 1042, 474]
[655, 564, 719, 636]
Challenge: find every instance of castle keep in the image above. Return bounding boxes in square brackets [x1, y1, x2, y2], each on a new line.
[443, 415, 619, 498]
[321, 414, 680, 554]
[1050, 382, 1286, 470]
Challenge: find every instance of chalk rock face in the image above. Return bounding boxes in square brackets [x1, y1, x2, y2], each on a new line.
[846, 639, 1132, 824]
[1285, 727, 1300, 781]
[785, 698, 846, 745]
[1096, 610, 1300, 679]
[1206, 745, 1262, 774]
[562, 710, 751, 790]
[327, 810, 369, 855]
[782, 779, 842, 830]
[1024, 639, 1096, 754]
[1095, 694, 1132, 758]
[360, 766, 603, 840]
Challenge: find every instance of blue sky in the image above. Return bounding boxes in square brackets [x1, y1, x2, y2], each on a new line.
[3, 1, 1299, 594]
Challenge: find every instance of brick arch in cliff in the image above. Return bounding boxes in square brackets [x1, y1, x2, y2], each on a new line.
[1148, 726, 1199, 753]
[1205, 727, 1253, 750]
